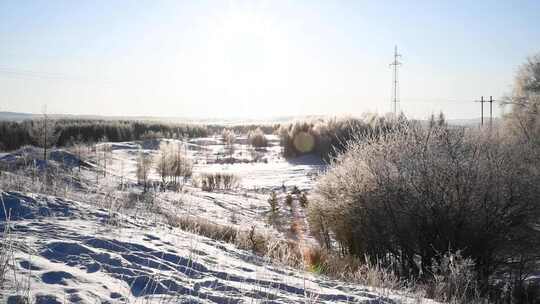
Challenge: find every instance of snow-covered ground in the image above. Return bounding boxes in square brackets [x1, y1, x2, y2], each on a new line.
[1, 191, 424, 303]
[0, 139, 432, 303]
[104, 135, 325, 191]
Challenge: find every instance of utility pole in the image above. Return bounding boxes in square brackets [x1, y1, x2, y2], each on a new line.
[390, 45, 402, 116]
[481, 96, 484, 126]
[474, 96, 495, 127]
[488, 96, 495, 127]
[42, 104, 48, 162]
[475, 96, 485, 126]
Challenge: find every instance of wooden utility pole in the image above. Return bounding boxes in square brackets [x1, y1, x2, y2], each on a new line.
[475, 96, 485, 126]
[480, 96, 484, 126]
[475, 96, 495, 127]
[488, 96, 495, 127]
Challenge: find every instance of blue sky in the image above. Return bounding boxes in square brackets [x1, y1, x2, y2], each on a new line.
[1, 0, 539, 119]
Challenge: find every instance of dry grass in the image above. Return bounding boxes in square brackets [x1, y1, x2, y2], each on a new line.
[164, 213, 304, 267]
[163, 211, 424, 300]
[1, 194, 32, 302]
[165, 214, 238, 243]
[198, 172, 239, 191]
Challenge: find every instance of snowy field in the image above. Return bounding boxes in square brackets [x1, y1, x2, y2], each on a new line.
[105, 135, 325, 191]
[0, 137, 432, 303]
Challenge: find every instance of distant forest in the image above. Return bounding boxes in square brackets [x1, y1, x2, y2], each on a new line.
[0, 116, 407, 161]
[0, 119, 277, 152]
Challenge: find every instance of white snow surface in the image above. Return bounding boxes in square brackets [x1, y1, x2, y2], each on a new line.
[103, 136, 325, 191]
[1, 191, 422, 303]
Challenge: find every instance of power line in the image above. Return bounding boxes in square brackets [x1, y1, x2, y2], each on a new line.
[0, 66, 80, 81]
[0, 66, 114, 87]
[400, 98, 473, 103]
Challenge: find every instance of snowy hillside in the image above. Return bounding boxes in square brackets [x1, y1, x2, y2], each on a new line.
[0, 137, 434, 303]
[1, 191, 426, 303]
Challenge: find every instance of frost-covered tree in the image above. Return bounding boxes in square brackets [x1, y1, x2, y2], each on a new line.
[503, 53, 540, 144]
[136, 151, 153, 192]
[155, 142, 192, 187]
[29, 111, 60, 162]
[221, 129, 236, 158]
[171, 144, 193, 184]
[155, 142, 170, 185]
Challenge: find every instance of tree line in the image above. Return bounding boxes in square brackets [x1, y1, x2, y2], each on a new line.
[277, 114, 409, 161]
[0, 119, 276, 152]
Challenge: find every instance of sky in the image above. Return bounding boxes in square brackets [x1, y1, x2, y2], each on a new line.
[1, 0, 539, 120]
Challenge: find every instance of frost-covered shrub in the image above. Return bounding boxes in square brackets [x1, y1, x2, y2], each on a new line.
[165, 213, 303, 266]
[199, 173, 239, 191]
[309, 122, 540, 299]
[285, 193, 293, 207]
[155, 142, 193, 186]
[247, 128, 268, 148]
[166, 214, 238, 243]
[221, 129, 236, 146]
[299, 192, 308, 208]
[278, 115, 406, 160]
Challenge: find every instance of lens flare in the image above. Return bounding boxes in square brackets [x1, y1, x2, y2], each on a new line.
[293, 132, 315, 153]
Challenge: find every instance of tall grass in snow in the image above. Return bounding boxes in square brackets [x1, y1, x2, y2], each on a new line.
[0, 194, 32, 301]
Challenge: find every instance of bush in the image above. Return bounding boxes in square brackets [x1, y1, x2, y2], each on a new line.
[299, 192, 308, 208]
[247, 128, 268, 148]
[278, 115, 407, 160]
[424, 251, 481, 303]
[309, 122, 540, 300]
[285, 193, 293, 207]
[155, 142, 193, 186]
[165, 214, 303, 266]
[221, 129, 236, 146]
[267, 191, 279, 213]
[199, 173, 239, 191]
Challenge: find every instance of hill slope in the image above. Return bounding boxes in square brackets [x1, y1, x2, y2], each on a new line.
[1, 191, 423, 303]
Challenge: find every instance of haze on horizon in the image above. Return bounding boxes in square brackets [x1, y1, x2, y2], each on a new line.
[1, 0, 539, 120]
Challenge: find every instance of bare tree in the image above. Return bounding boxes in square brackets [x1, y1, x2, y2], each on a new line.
[71, 134, 84, 172]
[136, 151, 152, 192]
[98, 140, 111, 177]
[29, 108, 59, 162]
[155, 142, 170, 185]
[155, 142, 192, 188]
[221, 129, 236, 158]
[172, 145, 192, 185]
